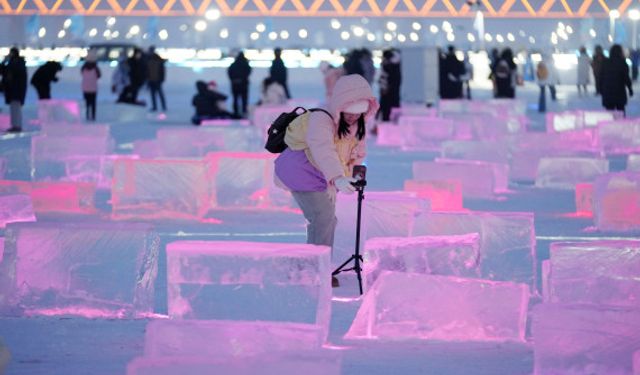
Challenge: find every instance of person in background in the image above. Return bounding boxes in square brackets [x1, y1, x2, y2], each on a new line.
[30, 61, 62, 100]
[146, 46, 167, 112]
[488, 47, 500, 97]
[460, 51, 473, 99]
[377, 48, 402, 122]
[269, 47, 290, 99]
[1, 47, 27, 133]
[112, 53, 130, 103]
[343, 49, 364, 77]
[319, 62, 344, 102]
[191, 80, 232, 125]
[359, 48, 375, 86]
[259, 77, 287, 106]
[591, 45, 605, 96]
[536, 53, 558, 112]
[80, 50, 101, 121]
[576, 47, 591, 97]
[631, 48, 639, 82]
[600, 44, 633, 116]
[440, 45, 465, 99]
[125, 48, 146, 105]
[494, 48, 518, 98]
[227, 51, 252, 118]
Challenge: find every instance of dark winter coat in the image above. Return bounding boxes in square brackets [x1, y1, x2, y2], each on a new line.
[30, 61, 62, 87]
[494, 58, 517, 99]
[1, 55, 27, 105]
[269, 57, 287, 86]
[227, 56, 251, 90]
[600, 57, 633, 108]
[192, 81, 228, 117]
[128, 55, 147, 87]
[380, 59, 401, 107]
[440, 53, 465, 99]
[146, 53, 166, 83]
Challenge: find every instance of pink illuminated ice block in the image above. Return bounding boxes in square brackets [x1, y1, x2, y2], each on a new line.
[403, 179, 463, 211]
[635, 350, 640, 375]
[252, 105, 290, 133]
[533, 304, 640, 375]
[543, 240, 640, 307]
[0, 221, 159, 317]
[598, 120, 640, 154]
[64, 154, 139, 190]
[205, 152, 291, 210]
[132, 140, 160, 159]
[155, 127, 262, 157]
[39, 124, 111, 137]
[345, 272, 529, 342]
[333, 191, 430, 269]
[575, 183, 593, 216]
[413, 159, 509, 199]
[166, 241, 332, 336]
[111, 158, 211, 220]
[413, 211, 536, 288]
[375, 123, 404, 147]
[398, 116, 454, 148]
[630, 155, 640, 171]
[441, 140, 510, 164]
[200, 118, 250, 126]
[144, 320, 324, 357]
[0, 180, 96, 214]
[37, 99, 81, 126]
[593, 172, 640, 231]
[0, 114, 9, 130]
[0, 194, 36, 228]
[535, 157, 609, 190]
[390, 105, 437, 123]
[363, 233, 481, 288]
[127, 351, 341, 375]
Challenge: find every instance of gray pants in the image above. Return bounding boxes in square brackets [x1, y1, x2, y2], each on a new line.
[9, 100, 22, 129]
[291, 190, 337, 247]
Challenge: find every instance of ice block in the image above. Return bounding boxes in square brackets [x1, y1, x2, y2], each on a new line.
[546, 111, 582, 132]
[111, 158, 211, 220]
[593, 172, 640, 231]
[413, 211, 536, 288]
[200, 118, 250, 126]
[39, 124, 111, 137]
[0, 180, 96, 214]
[413, 159, 509, 198]
[0, 194, 36, 228]
[252, 105, 291, 133]
[0, 157, 6, 179]
[127, 351, 341, 375]
[0, 237, 4, 264]
[363, 233, 481, 288]
[544, 240, 640, 307]
[390, 105, 437, 122]
[403, 179, 463, 211]
[398, 116, 454, 147]
[535, 157, 609, 190]
[582, 110, 619, 127]
[598, 120, 640, 154]
[155, 127, 262, 157]
[629, 155, 640, 171]
[575, 183, 593, 216]
[634, 350, 640, 375]
[345, 272, 529, 342]
[0, 221, 159, 317]
[144, 320, 324, 357]
[533, 303, 640, 375]
[166, 241, 331, 336]
[37, 99, 81, 126]
[64, 154, 140, 190]
[441, 140, 510, 164]
[0, 114, 9, 131]
[375, 123, 404, 147]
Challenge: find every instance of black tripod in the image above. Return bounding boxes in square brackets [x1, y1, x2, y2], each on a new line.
[332, 179, 366, 295]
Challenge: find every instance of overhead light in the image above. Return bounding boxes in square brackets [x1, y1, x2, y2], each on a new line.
[467, 32, 475, 42]
[111, 31, 119, 38]
[484, 33, 492, 42]
[353, 26, 364, 37]
[205, 8, 220, 20]
[446, 33, 455, 42]
[412, 22, 421, 31]
[507, 32, 514, 41]
[496, 34, 504, 43]
[384, 33, 392, 42]
[609, 9, 620, 19]
[629, 9, 640, 21]
[256, 23, 266, 32]
[38, 27, 46, 38]
[106, 17, 116, 27]
[194, 20, 207, 32]
[57, 30, 66, 38]
[298, 29, 308, 38]
[367, 33, 376, 42]
[63, 19, 71, 29]
[430, 25, 438, 34]
[220, 28, 229, 39]
[340, 31, 350, 40]
[159, 29, 168, 40]
[386, 21, 397, 31]
[331, 19, 341, 29]
[409, 32, 419, 42]
[89, 28, 97, 37]
[129, 25, 140, 35]
[268, 31, 277, 40]
[280, 30, 289, 39]
[250, 32, 259, 40]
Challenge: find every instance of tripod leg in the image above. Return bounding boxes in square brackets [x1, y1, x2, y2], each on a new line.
[332, 255, 356, 276]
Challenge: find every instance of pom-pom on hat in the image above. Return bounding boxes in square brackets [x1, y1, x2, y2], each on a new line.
[343, 100, 369, 114]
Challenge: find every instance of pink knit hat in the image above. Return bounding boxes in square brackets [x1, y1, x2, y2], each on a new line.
[328, 74, 379, 121]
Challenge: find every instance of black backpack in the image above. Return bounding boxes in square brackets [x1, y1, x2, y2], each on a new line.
[264, 107, 333, 153]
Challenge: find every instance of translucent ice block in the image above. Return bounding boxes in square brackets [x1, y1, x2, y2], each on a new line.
[345, 272, 529, 342]
[398, 116, 454, 147]
[363, 233, 481, 288]
[155, 127, 262, 157]
[111, 158, 211, 220]
[634, 350, 640, 375]
[144, 320, 324, 357]
[39, 124, 111, 137]
[0, 194, 36, 228]
[629, 155, 640, 171]
[333, 191, 430, 269]
[64, 154, 140, 190]
[252, 105, 290, 133]
[546, 111, 582, 132]
[441, 140, 510, 164]
[0, 180, 96, 214]
[598, 120, 640, 154]
[375, 123, 404, 147]
[535, 157, 609, 190]
[390, 105, 437, 123]
[544, 240, 640, 307]
[166, 241, 331, 336]
[200, 118, 250, 126]
[413, 159, 509, 198]
[403, 179, 463, 211]
[575, 183, 593, 216]
[0, 221, 160, 317]
[593, 172, 640, 231]
[533, 304, 640, 375]
[0, 157, 6, 179]
[413, 211, 536, 288]
[37, 99, 81, 126]
[127, 351, 341, 375]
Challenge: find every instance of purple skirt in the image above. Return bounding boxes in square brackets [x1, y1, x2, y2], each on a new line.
[275, 148, 328, 192]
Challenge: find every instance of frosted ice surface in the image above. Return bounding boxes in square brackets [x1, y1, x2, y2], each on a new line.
[544, 241, 640, 307]
[535, 157, 609, 190]
[363, 233, 481, 288]
[200, 118, 250, 126]
[597, 120, 640, 154]
[0, 180, 96, 214]
[166, 241, 331, 336]
[144, 320, 324, 357]
[533, 304, 640, 375]
[403, 179, 463, 211]
[413, 211, 536, 288]
[345, 272, 529, 342]
[0, 194, 36, 228]
[413, 159, 509, 198]
[593, 172, 640, 231]
[629, 155, 640, 171]
[390, 105, 437, 122]
[547, 111, 581, 132]
[111, 158, 211, 220]
[375, 123, 404, 147]
[252, 105, 291, 133]
[127, 351, 341, 375]
[153, 127, 262, 157]
[441, 140, 510, 164]
[575, 183, 593, 215]
[64, 155, 139, 190]
[37, 99, 81, 125]
[0, 221, 159, 317]
[39, 124, 111, 137]
[333, 191, 430, 268]
[398, 116, 454, 147]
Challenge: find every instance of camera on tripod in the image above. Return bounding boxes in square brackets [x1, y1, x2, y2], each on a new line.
[351, 165, 367, 190]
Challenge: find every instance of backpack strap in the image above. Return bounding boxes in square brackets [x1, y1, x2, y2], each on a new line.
[308, 108, 333, 121]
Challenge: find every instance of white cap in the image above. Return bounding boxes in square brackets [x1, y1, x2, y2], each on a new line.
[343, 100, 369, 114]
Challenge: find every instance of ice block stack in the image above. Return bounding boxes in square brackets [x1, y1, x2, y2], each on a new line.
[441, 140, 510, 164]
[543, 241, 640, 307]
[345, 272, 529, 342]
[403, 179, 463, 211]
[398, 116, 454, 148]
[64, 155, 140, 190]
[593, 172, 640, 231]
[363, 233, 481, 288]
[375, 123, 404, 147]
[597, 119, 640, 154]
[0, 221, 160, 317]
[0, 180, 96, 214]
[153, 127, 262, 157]
[166, 241, 332, 337]
[535, 157, 609, 190]
[37, 99, 81, 126]
[0, 194, 36, 228]
[413, 159, 509, 199]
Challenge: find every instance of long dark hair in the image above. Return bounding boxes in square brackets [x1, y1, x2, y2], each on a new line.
[338, 113, 366, 140]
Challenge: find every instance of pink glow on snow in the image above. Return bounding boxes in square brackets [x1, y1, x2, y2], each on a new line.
[404, 179, 463, 211]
